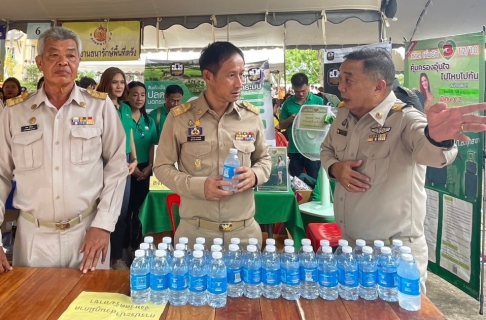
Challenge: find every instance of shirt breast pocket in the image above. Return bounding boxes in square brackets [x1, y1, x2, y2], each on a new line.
[361, 145, 390, 185]
[70, 127, 102, 165]
[12, 131, 44, 170]
[233, 140, 255, 167]
[180, 141, 213, 176]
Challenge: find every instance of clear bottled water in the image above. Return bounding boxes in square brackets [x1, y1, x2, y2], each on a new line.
[207, 251, 227, 308]
[353, 239, 366, 258]
[392, 239, 403, 261]
[230, 238, 242, 253]
[243, 244, 262, 298]
[225, 244, 244, 297]
[196, 237, 207, 252]
[140, 242, 153, 263]
[299, 245, 319, 300]
[158, 242, 168, 251]
[284, 239, 294, 248]
[163, 237, 174, 254]
[179, 237, 191, 255]
[261, 245, 281, 299]
[280, 246, 300, 300]
[298, 238, 312, 255]
[150, 250, 170, 305]
[209, 244, 223, 265]
[400, 246, 412, 255]
[169, 250, 188, 306]
[158, 242, 170, 264]
[397, 253, 421, 311]
[265, 238, 276, 251]
[337, 246, 358, 301]
[334, 239, 348, 257]
[248, 238, 260, 252]
[191, 244, 205, 264]
[213, 238, 225, 255]
[144, 236, 156, 254]
[222, 148, 240, 191]
[130, 249, 150, 304]
[317, 246, 338, 300]
[373, 240, 385, 258]
[358, 246, 378, 300]
[316, 239, 330, 256]
[188, 250, 207, 306]
[377, 247, 399, 302]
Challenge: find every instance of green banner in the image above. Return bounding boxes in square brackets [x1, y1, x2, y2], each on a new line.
[405, 32, 485, 299]
[144, 59, 275, 142]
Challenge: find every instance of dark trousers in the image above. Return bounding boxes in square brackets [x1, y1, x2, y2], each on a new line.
[288, 153, 321, 180]
[110, 154, 130, 260]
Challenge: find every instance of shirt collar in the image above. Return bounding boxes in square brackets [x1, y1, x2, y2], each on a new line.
[31, 84, 86, 110]
[368, 91, 397, 126]
[196, 91, 241, 120]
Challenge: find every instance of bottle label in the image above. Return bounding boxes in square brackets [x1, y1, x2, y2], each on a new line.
[378, 270, 397, 288]
[208, 277, 227, 294]
[149, 273, 168, 291]
[300, 267, 318, 283]
[398, 277, 420, 296]
[262, 269, 281, 285]
[318, 270, 338, 287]
[170, 274, 188, 291]
[223, 165, 236, 179]
[227, 267, 242, 284]
[189, 274, 207, 292]
[282, 268, 300, 285]
[359, 271, 377, 288]
[131, 274, 149, 291]
[338, 268, 358, 287]
[243, 267, 261, 284]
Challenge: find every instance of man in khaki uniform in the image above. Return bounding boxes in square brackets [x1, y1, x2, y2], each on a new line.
[321, 48, 486, 293]
[154, 41, 271, 249]
[0, 27, 127, 274]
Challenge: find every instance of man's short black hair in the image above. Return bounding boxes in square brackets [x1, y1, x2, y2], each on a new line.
[290, 73, 309, 87]
[199, 41, 244, 74]
[344, 48, 395, 87]
[165, 84, 183, 96]
[79, 76, 97, 89]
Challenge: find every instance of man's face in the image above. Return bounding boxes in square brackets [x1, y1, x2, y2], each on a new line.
[293, 84, 309, 102]
[165, 93, 182, 109]
[338, 59, 377, 113]
[205, 53, 245, 104]
[35, 38, 80, 88]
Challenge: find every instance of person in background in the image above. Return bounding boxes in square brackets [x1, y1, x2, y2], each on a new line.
[0, 26, 127, 274]
[279, 73, 325, 180]
[125, 81, 158, 254]
[392, 78, 424, 113]
[316, 86, 325, 99]
[79, 76, 97, 90]
[97, 67, 138, 270]
[37, 76, 44, 90]
[419, 73, 435, 114]
[2, 77, 22, 103]
[149, 84, 183, 142]
[272, 98, 280, 130]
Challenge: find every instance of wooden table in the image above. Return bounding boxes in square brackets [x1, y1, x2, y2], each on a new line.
[0, 267, 446, 320]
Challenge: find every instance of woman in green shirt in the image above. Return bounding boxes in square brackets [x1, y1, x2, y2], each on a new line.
[98, 67, 138, 270]
[125, 81, 158, 250]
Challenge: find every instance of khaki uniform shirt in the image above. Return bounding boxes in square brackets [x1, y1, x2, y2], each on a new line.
[0, 86, 128, 241]
[0, 100, 4, 116]
[153, 92, 271, 223]
[321, 91, 457, 241]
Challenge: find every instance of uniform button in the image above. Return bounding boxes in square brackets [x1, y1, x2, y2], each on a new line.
[56, 196, 60, 200]
[55, 166, 59, 170]
[55, 141, 60, 145]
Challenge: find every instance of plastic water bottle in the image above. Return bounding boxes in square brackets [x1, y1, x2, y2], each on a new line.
[158, 242, 168, 252]
[249, 238, 260, 252]
[196, 237, 206, 250]
[230, 238, 242, 253]
[192, 244, 205, 263]
[163, 237, 174, 254]
[266, 238, 276, 250]
[317, 246, 338, 300]
[353, 239, 366, 258]
[300, 245, 319, 299]
[373, 240, 385, 258]
[150, 250, 170, 304]
[222, 148, 240, 191]
[299, 239, 312, 254]
[208, 244, 223, 265]
[213, 238, 225, 255]
[130, 249, 150, 304]
[144, 236, 156, 254]
[225, 244, 244, 297]
[400, 246, 412, 255]
[179, 237, 191, 255]
[392, 239, 403, 261]
[243, 244, 262, 298]
[284, 239, 294, 248]
[337, 246, 358, 300]
[188, 250, 207, 306]
[207, 251, 227, 308]
[169, 250, 188, 306]
[377, 247, 399, 302]
[397, 254, 421, 311]
[262, 245, 281, 299]
[280, 246, 300, 300]
[140, 243, 153, 263]
[316, 239, 330, 256]
[358, 246, 378, 300]
[334, 239, 348, 257]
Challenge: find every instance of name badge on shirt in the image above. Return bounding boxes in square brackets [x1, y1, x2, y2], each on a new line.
[21, 124, 38, 132]
[187, 127, 205, 142]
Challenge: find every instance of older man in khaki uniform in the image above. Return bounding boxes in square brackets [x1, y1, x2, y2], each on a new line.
[321, 48, 486, 293]
[154, 41, 271, 249]
[0, 27, 127, 274]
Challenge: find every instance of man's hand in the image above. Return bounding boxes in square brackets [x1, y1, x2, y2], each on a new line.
[132, 166, 143, 179]
[79, 227, 110, 274]
[234, 167, 256, 193]
[127, 160, 138, 175]
[137, 166, 153, 181]
[0, 248, 12, 274]
[204, 176, 233, 201]
[427, 102, 486, 142]
[330, 160, 370, 192]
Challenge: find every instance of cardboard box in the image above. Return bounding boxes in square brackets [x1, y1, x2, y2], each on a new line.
[1, 209, 19, 234]
[296, 190, 313, 205]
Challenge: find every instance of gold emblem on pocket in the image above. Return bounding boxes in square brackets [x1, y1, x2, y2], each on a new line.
[195, 158, 202, 171]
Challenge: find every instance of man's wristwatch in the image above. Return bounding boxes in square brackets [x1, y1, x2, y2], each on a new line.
[424, 126, 454, 149]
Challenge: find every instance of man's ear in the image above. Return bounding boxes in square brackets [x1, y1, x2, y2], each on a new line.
[35, 55, 43, 72]
[375, 79, 388, 94]
[202, 69, 213, 83]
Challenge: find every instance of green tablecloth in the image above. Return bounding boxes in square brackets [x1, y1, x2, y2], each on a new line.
[139, 189, 305, 248]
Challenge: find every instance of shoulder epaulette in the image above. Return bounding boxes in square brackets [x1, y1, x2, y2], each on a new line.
[240, 100, 259, 115]
[399, 86, 415, 96]
[391, 104, 412, 112]
[337, 101, 345, 108]
[6, 91, 33, 107]
[87, 89, 108, 100]
[171, 102, 193, 117]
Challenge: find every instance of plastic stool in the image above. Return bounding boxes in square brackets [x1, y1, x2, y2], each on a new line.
[306, 223, 342, 251]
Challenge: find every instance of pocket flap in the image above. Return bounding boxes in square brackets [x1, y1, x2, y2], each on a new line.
[182, 141, 212, 156]
[70, 127, 102, 140]
[233, 140, 255, 154]
[13, 131, 43, 146]
[362, 145, 390, 159]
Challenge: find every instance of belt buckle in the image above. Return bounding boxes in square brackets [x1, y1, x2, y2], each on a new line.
[219, 223, 233, 232]
[56, 220, 71, 230]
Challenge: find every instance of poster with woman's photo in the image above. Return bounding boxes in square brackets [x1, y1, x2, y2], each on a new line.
[257, 147, 289, 192]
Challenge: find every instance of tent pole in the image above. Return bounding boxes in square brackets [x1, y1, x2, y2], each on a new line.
[283, 22, 287, 89]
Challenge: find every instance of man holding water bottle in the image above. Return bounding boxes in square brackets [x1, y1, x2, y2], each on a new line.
[153, 42, 271, 249]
